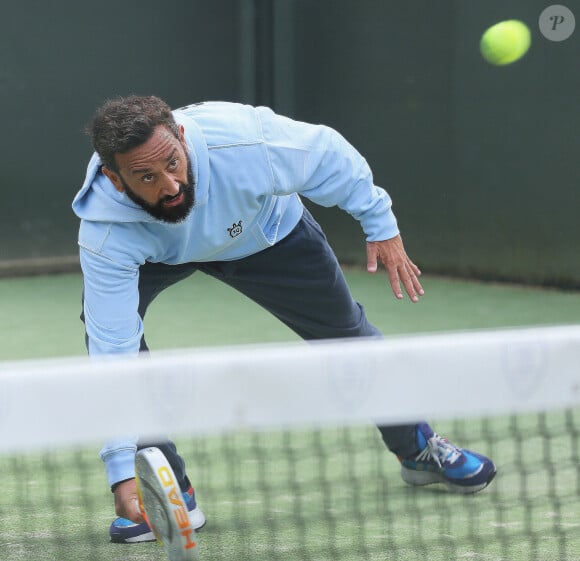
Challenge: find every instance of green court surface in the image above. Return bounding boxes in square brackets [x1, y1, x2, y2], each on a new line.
[0, 270, 579, 360]
[1, 271, 579, 561]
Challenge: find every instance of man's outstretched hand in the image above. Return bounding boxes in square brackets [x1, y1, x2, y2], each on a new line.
[366, 234, 424, 302]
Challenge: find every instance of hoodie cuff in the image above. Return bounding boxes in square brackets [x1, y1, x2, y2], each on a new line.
[100, 441, 138, 489]
[363, 206, 400, 242]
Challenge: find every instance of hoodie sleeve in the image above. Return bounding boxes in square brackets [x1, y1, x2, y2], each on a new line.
[81, 246, 143, 487]
[257, 106, 399, 242]
[80, 245, 143, 357]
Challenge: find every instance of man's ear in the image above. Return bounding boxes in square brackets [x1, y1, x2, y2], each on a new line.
[102, 166, 124, 193]
[178, 124, 186, 145]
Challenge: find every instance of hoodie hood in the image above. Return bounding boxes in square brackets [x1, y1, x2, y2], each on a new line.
[72, 113, 210, 223]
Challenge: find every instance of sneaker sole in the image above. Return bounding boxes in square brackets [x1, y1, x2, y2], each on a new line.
[111, 509, 206, 544]
[111, 529, 157, 544]
[401, 463, 497, 494]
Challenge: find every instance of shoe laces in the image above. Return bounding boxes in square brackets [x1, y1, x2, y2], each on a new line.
[415, 433, 462, 468]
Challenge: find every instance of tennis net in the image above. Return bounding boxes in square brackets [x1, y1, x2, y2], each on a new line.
[1, 325, 579, 561]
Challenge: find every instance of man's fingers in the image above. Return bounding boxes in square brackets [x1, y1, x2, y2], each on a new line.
[406, 261, 425, 299]
[401, 267, 419, 302]
[409, 261, 422, 277]
[388, 263, 424, 302]
[131, 498, 146, 524]
[114, 479, 146, 523]
[366, 243, 378, 273]
[118, 499, 145, 523]
[411, 268, 425, 296]
[387, 267, 404, 300]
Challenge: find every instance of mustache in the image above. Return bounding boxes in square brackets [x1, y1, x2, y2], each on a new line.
[161, 187, 186, 203]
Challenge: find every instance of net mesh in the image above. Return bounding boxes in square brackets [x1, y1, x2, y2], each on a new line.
[1, 326, 579, 561]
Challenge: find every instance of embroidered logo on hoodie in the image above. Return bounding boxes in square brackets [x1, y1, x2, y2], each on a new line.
[227, 221, 243, 238]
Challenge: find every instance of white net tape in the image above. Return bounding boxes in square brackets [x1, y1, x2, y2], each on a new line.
[1, 325, 579, 451]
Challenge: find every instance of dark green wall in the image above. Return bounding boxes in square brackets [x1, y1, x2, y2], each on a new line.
[284, 0, 455, 273]
[278, 0, 580, 288]
[450, 1, 580, 287]
[1, 1, 578, 287]
[0, 0, 242, 262]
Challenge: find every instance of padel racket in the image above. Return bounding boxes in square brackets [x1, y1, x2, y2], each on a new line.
[135, 447, 199, 560]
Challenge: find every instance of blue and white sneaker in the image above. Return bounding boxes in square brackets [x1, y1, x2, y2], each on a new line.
[109, 486, 206, 544]
[400, 423, 497, 494]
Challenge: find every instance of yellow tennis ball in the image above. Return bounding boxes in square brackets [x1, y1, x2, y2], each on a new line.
[480, 20, 531, 66]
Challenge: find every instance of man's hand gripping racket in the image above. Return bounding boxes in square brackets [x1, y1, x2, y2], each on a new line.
[135, 447, 199, 560]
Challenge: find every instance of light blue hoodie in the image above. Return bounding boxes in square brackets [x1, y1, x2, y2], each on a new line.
[72, 101, 399, 486]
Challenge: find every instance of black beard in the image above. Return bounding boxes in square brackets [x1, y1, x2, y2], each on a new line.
[121, 159, 195, 224]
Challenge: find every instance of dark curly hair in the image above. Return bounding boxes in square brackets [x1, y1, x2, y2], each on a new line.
[86, 95, 179, 172]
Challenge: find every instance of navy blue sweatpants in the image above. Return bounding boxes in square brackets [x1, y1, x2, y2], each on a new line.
[86, 209, 420, 490]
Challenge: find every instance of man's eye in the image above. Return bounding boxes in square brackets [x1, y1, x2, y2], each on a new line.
[168, 159, 178, 170]
[141, 174, 154, 183]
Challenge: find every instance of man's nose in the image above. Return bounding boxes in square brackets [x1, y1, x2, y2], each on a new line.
[159, 173, 181, 196]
